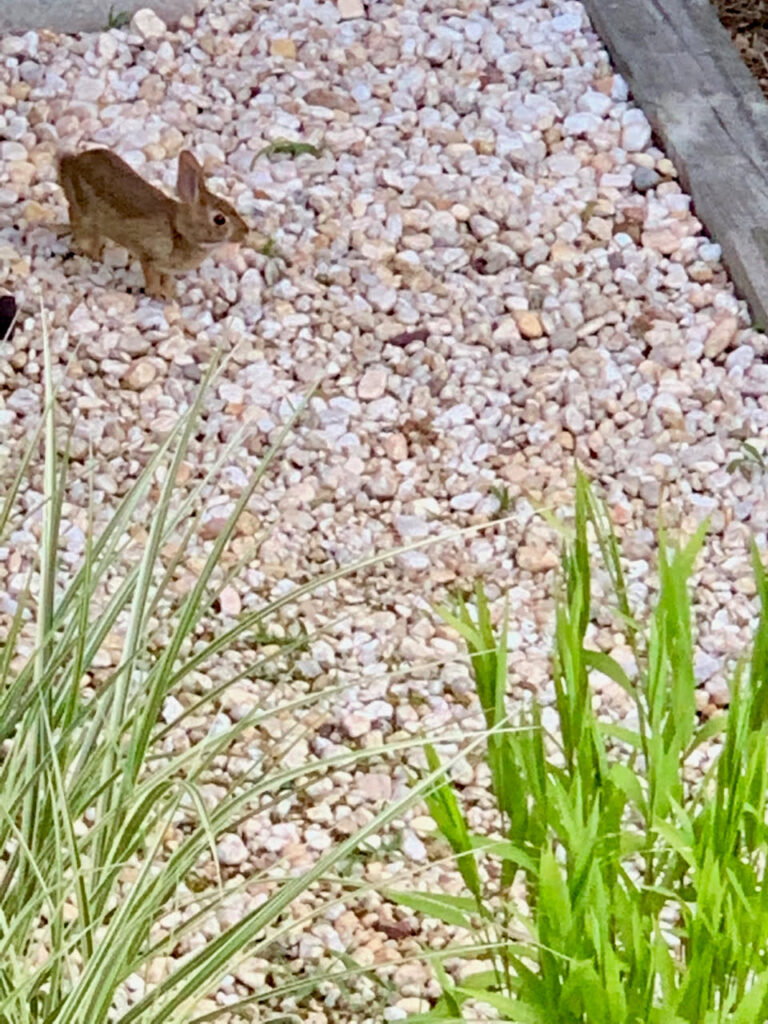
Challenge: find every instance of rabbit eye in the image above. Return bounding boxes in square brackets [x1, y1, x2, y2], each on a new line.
[213, 213, 227, 226]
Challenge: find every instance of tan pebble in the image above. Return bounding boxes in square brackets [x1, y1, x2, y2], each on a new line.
[657, 181, 682, 199]
[621, 204, 645, 224]
[610, 503, 632, 525]
[557, 430, 574, 450]
[131, 8, 167, 38]
[550, 240, 578, 262]
[201, 514, 229, 541]
[146, 958, 172, 985]
[384, 433, 408, 461]
[688, 261, 714, 283]
[694, 689, 709, 712]
[513, 309, 544, 339]
[704, 314, 739, 358]
[358, 367, 387, 400]
[139, 76, 165, 103]
[270, 37, 297, 58]
[451, 203, 471, 221]
[517, 545, 558, 572]
[591, 152, 614, 173]
[9, 163, 35, 186]
[640, 227, 682, 255]
[304, 87, 356, 112]
[197, 32, 218, 56]
[707, 680, 730, 707]
[150, 410, 179, 436]
[338, 0, 365, 15]
[124, 358, 157, 390]
[689, 286, 714, 310]
[656, 157, 677, 177]
[586, 215, 612, 241]
[23, 201, 55, 223]
[632, 152, 655, 168]
[594, 75, 613, 94]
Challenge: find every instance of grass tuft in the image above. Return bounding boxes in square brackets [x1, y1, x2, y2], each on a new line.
[394, 469, 768, 1022]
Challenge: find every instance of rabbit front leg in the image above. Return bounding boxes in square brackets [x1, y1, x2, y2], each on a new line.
[140, 258, 176, 301]
[73, 230, 105, 262]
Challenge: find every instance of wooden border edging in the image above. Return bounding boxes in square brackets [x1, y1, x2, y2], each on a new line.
[581, 0, 768, 327]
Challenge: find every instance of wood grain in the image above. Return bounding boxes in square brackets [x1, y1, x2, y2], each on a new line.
[582, 0, 768, 325]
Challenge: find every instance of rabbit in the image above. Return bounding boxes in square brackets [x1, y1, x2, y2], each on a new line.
[57, 148, 249, 300]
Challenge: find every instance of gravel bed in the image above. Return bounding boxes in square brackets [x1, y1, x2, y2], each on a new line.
[1, 0, 767, 1018]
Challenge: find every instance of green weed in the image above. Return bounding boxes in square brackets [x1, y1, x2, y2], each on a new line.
[256, 140, 323, 160]
[105, 5, 130, 29]
[393, 470, 768, 1022]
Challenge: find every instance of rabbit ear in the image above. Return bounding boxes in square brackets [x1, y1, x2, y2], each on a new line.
[177, 151, 204, 204]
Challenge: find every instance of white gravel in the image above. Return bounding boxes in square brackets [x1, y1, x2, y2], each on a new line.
[0, 0, 766, 1018]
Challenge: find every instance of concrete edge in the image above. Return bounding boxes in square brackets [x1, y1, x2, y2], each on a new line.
[0, 1, 195, 35]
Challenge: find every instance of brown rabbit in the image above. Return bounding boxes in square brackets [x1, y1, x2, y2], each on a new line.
[58, 148, 248, 300]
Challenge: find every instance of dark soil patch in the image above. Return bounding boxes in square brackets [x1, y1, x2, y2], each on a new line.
[714, 0, 768, 94]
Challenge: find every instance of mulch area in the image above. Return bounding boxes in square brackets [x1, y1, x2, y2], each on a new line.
[714, 0, 768, 93]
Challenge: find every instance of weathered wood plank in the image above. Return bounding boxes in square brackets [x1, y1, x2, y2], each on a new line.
[581, 0, 768, 325]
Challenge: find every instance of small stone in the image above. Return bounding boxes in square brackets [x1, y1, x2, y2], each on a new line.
[657, 157, 677, 177]
[217, 833, 248, 866]
[397, 551, 430, 571]
[402, 831, 427, 861]
[270, 37, 297, 58]
[384, 433, 408, 461]
[7, 387, 40, 415]
[219, 585, 241, 617]
[513, 309, 544, 339]
[621, 109, 651, 152]
[640, 227, 682, 255]
[394, 515, 429, 539]
[161, 696, 184, 724]
[517, 544, 558, 572]
[579, 90, 612, 117]
[707, 678, 731, 707]
[98, 33, 119, 61]
[695, 650, 721, 683]
[0, 141, 27, 162]
[632, 166, 660, 193]
[450, 491, 483, 512]
[342, 712, 371, 738]
[704, 315, 739, 359]
[124, 358, 157, 390]
[338, 0, 365, 18]
[303, 87, 356, 112]
[358, 367, 387, 400]
[700, 242, 722, 263]
[688, 261, 714, 283]
[131, 8, 167, 39]
[563, 112, 600, 136]
[551, 12, 582, 32]
[369, 284, 397, 312]
[468, 213, 497, 240]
